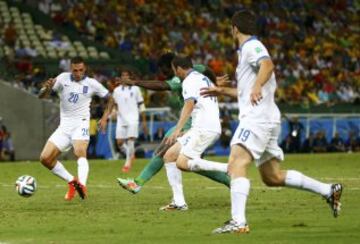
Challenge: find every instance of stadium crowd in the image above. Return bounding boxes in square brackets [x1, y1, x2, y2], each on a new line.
[1, 0, 359, 107]
[40, 0, 360, 106]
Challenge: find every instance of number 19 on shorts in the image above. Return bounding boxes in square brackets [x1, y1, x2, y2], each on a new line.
[238, 128, 250, 142]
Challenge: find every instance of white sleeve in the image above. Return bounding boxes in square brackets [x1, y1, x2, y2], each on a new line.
[245, 41, 271, 68]
[52, 73, 64, 92]
[92, 79, 109, 98]
[182, 79, 198, 102]
[135, 87, 144, 104]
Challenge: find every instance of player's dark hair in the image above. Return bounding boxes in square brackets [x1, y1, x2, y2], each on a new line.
[172, 55, 193, 70]
[231, 10, 257, 35]
[158, 52, 175, 79]
[202, 68, 217, 84]
[71, 56, 85, 64]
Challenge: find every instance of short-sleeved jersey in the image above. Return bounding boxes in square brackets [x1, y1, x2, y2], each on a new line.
[53, 72, 109, 122]
[182, 70, 221, 134]
[165, 64, 207, 111]
[113, 85, 144, 125]
[235, 36, 280, 123]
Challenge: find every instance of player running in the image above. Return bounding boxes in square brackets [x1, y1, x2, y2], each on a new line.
[116, 53, 230, 195]
[38, 56, 111, 200]
[112, 69, 147, 173]
[160, 55, 227, 210]
[198, 10, 343, 234]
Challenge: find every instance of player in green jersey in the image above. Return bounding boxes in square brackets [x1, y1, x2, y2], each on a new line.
[116, 53, 230, 197]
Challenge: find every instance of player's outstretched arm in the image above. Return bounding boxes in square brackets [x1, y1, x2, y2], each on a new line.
[38, 78, 55, 99]
[166, 99, 194, 145]
[121, 77, 171, 91]
[98, 95, 115, 132]
[200, 86, 237, 99]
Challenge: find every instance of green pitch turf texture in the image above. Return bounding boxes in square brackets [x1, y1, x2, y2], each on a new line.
[0, 153, 359, 244]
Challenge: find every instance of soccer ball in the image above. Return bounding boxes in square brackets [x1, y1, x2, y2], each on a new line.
[15, 175, 37, 197]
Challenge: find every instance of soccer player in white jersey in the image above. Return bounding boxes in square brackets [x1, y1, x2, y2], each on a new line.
[38, 57, 110, 200]
[199, 10, 343, 233]
[160, 56, 225, 210]
[112, 69, 147, 173]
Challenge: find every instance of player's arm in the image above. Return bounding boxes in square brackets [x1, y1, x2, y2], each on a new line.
[166, 99, 194, 145]
[120, 77, 171, 91]
[98, 95, 115, 132]
[38, 78, 56, 99]
[250, 58, 275, 105]
[200, 86, 238, 99]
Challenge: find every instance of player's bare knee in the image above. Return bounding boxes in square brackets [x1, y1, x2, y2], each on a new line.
[74, 148, 87, 158]
[39, 153, 54, 169]
[261, 174, 284, 187]
[163, 150, 174, 163]
[176, 156, 189, 171]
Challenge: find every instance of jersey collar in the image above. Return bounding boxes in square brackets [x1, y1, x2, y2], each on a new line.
[70, 74, 87, 82]
[185, 69, 195, 79]
[237, 35, 258, 52]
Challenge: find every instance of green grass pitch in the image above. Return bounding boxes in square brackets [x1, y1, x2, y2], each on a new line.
[0, 153, 359, 243]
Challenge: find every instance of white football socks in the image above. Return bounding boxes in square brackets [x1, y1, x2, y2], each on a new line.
[188, 158, 228, 172]
[285, 170, 332, 197]
[125, 140, 135, 167]
[51, 161, 74, 182]
[77, 157, 89, 186]
[165, 162, 186, 206]
[231, 177, 250, 225]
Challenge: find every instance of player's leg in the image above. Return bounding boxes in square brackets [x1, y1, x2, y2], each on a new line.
[41, 129, 77, 200]
[213, 144, 252, 234]
[116, 136, 168, 194]
[40, 141, 73, 181]
[116, 123, 128, 159]
[161, 142, 188, 210]
[259, 123, 342, 217]
[123, 137, 136, 172]
[117, 126, 177, 193]
[259, 158, 342, 217]
[213, 121, 268, 234]
[72, 140, 89, 199]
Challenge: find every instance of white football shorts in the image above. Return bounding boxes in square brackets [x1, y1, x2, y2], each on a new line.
[177, 128, 220, 159]
[48, 119, 90, 152]
[230, 120, 284, 167]
[116, 123, 139, 139]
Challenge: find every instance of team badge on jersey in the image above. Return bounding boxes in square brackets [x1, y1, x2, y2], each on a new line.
[83, 86, 88, 94]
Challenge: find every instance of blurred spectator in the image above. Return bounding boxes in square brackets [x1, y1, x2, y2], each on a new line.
[313, 131, 328, 153]
[3, 21, 17, 48]
[59, 55, 71, 72]
[281, 135, 292, 153]
[328, 132, 346, 152]
[0, 124, 15, 161]
[285, 116, 304, 153]
[88, 117, 98, 159]
[345, 131, 360, 152]
[153, 127, 165, 141]
[302, 132, 314, 153]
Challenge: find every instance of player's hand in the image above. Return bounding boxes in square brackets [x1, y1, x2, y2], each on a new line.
[44, 78, 56, 89]
[216, 74, 230, 87]
[200, 86, 222, 97]
[165, 129, 181, 145]
[98, 117, 108, 133]
[250, 83, 262, 106]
